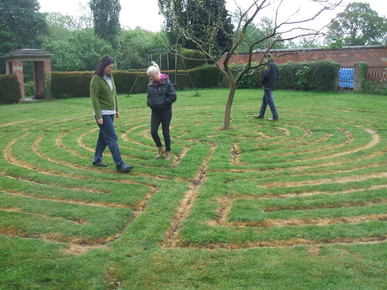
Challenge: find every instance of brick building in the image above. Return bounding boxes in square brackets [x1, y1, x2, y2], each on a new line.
[4, 49, 52, 98]
[228, 45, 387, 67]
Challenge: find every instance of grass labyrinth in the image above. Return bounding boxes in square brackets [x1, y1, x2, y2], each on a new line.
[1, 89, 387, 289]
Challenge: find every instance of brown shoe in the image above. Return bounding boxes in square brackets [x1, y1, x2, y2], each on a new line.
[156, 147, 165, 159]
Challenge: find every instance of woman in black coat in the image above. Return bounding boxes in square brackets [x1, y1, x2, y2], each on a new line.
[146, 62, 177, 160]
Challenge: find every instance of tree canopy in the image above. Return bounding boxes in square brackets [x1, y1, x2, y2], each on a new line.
[0, 0, 47, 56]
[327, 2, 387, 46]
[89, 0, 121, 48]
[158, 0, 233, 54]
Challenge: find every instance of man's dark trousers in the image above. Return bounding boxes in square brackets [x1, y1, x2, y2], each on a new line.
[258, 88, 279, 120]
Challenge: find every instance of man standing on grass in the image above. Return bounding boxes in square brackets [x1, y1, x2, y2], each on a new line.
[256, 54, 279, 121]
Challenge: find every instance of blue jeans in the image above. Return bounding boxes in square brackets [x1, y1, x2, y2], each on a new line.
[94, 115, 123, 166]
[258, 88, 279, 119]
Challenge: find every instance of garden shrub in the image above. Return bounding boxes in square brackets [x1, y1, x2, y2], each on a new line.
[51, 72, 93, 98]
[357, 62, 368, 91]
[277, 61, 340, 91]
[113, 71, 148, 94]
[229, 64, 261, 89]
[189, 65, 223, 88]
[179, 48, 210, 69]
[50, 61, 340, 99]
[0, 74, 21, 104]
[24, 81, 35, 97]
[362, 80, 387, 95]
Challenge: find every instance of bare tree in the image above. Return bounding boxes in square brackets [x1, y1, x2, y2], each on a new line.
[160, 0, 343, 129]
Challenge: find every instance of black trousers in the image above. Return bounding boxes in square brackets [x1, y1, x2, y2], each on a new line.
[150, 108, 172, 152]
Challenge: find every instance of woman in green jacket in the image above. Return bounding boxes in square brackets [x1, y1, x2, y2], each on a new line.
[90, 56, 133, 173]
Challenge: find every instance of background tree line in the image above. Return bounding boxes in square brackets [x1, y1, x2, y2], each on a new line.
[0, 0, 386, 74]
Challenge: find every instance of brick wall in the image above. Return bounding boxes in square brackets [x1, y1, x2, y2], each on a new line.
[228, 46, 387, 67]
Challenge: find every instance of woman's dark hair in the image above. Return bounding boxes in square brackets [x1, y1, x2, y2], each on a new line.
[95, 56, 114, 77]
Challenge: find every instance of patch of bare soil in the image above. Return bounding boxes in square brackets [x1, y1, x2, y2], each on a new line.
[265, 172, 387, 188]
[63, 243, 108, 255]
[231, 144, 243, 166]
[163, 144, 217, 248]
[177, 235, 387, 250]
[228, 213, 387, 228]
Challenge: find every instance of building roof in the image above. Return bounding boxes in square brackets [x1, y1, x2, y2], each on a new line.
[3, 49, 52, 59]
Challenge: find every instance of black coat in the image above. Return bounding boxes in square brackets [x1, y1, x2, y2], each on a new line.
[147, 78, 177, 110]
[262, 62, 279, 89]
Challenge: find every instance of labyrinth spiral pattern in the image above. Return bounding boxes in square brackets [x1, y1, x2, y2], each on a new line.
[1, 107, 387, 254]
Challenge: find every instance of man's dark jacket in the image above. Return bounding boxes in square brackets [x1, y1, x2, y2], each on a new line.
[147, 74, 177, 110]
[262, 62, 279, 89]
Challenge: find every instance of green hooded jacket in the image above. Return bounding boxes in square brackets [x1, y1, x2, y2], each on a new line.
[90, 75, 118, 119]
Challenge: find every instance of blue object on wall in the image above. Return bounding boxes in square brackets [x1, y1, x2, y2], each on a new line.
[338, 68, 355, 89]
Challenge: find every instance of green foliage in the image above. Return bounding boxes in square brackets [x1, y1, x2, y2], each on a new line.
[118, 29, 169, 69]
[228, 61, 339, 91]
[42, 16, 170, 71]
[24, 81, 35, 97]
[362, 80, 387, 95]
[158, 0, 233, 54]
[295, 65, 312, 90]
[51, 72, 93, 98]
[277, 61, 340, 91]
[45, 12, 93, 36]
[237, 19, 286, 53]
[0, 0, 48, 73]
[0, 75, 21, 104]
[189, 65, 222, 88]
[327, 2, 387, 46]
[229, 64, 261, 89]
[51, 65, 223, 98]
[51, 61, 339, 99]
[357, 62, 368, 90]
[89, 0, 121, 48]
[113, 71, 149, 94]
[178, 48, 209, 69]
[42, 29, 114, 71]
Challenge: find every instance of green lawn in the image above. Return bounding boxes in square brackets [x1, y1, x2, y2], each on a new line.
[1, 89, 387, 290]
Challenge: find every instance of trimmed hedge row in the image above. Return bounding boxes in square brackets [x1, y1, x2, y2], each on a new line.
[51, 61, 340, 98]
[51, 65, 223, 98]
[51, 72, 93, 99]
[233, 61, 340, 91]
[0, 75, 21, 104]
[278, 61, 340, 91]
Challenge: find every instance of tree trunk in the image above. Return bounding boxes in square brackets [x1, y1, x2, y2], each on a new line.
[223, 80, 237, 130]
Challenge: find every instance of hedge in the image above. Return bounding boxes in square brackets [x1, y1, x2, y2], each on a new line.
[0, 74, 21, 104]
[278, 61, 340, 91]
[157, 48, 210, 70]
[51, 61, 339, 99]
[113, 71, 149, 94]
[362, 80, 387, 95]
[232, 61, 340, 91]
[51, 72, 93, 99]
[51, 66, 223, 98]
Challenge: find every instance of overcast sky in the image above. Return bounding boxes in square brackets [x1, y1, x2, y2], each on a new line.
[38, 0, 387, 33]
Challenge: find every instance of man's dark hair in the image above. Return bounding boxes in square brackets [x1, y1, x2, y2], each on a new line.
[95, 56, 114, 77]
